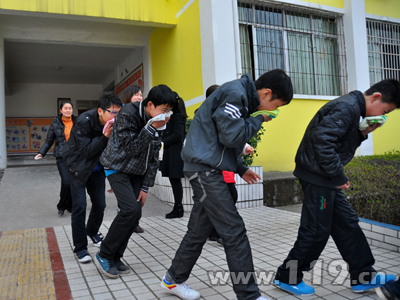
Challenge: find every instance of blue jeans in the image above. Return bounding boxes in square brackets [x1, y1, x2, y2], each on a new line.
[70, 170, 106, 253]
[168, 169, 260, 300]
[56, 158, 72, 212]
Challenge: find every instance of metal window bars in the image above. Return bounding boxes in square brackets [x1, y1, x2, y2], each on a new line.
[238, 1, 347, 96]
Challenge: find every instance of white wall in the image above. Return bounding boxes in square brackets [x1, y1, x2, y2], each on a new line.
[6, 83, 102, 118]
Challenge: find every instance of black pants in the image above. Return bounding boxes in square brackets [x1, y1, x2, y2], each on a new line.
[169, 177, 183, 206]
[168, 170, 260, 300]
[99, 172, 143, 260]
[56, 158, 72, 212]
[209, 182, 238, 238]
[70, 170, 106, 253]
[275, 179, 376, 286]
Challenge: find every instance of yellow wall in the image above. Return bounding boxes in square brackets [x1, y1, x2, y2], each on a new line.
[365, 0, 400, 19]
[373, 109, 400, 154]
[0, 0, 176, 26]
[299, 0, 344, 8]
[149, 0, 203, 106]
[253, 99, 327, 171]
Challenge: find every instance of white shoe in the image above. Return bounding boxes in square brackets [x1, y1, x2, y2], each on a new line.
[256, 296, 271, 300]
[160, 276, 200, 300]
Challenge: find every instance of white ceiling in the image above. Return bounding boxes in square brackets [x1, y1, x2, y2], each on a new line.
[1, 13, 158, 88]
[4, 41, 138, 85]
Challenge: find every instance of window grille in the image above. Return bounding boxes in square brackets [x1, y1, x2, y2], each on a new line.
[238, 1, 347, 96]
[367, 20, 400, 85]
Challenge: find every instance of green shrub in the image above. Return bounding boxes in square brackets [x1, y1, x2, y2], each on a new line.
[344, 150, 400, 226]
[243, 125, 265, 166]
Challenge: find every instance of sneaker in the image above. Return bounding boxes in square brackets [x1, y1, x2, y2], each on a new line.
[160, 275, 200, 300]
[376, 280, 400, 300]
[256, 297, 272, 300]
[95, 252, 119, 279]
[88, 232, 104, 247]
[273, 279, 315, 295]
[75, 249, 92, 263]
[352, 273, 396, 293]
[114, 259, 131, 275]
[58, 209, 64, 216]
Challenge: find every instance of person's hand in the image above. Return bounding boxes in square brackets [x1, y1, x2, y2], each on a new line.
[34, 154, 43, 160]
[137, 190, 148, 207]
[361, 122, 381, 138]
[242, 169, 261, 184]
[107, 188, 114, 193]
[337, 181, 350, 189]
[103, 122, 113, 138]
[245, 146, 254, 155]
[262, 115, 273, 122]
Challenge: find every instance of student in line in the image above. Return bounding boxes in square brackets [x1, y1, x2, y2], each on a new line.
[63, 94, 122, 263]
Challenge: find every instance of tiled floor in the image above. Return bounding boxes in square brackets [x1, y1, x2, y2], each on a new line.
[54, 206, 400, 300]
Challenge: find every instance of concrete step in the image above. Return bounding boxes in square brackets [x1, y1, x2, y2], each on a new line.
[263, 171, 303, 207]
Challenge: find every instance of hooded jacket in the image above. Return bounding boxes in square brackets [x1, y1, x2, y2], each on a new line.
[39, 115, 76, 158]
[100, 101, 161, 191]
[63, 109, 109, 189]
[182, 74, 264, 176]
[294, 90, 367, 188]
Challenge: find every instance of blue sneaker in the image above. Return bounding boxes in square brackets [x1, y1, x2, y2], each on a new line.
[352, 273, 396, 293]
[75, 249, 92, 263]
[273, 280, 315, 295]
[95, 252, 119, 279]
[88, 232, 104, 248]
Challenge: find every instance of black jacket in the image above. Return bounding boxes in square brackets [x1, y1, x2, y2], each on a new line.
[182, 74, 264, 176]
[63, 109, 109, 189]
[294, 90, 367, 188]
[38, 115, 76, 158]
[159, 112, 185, 178]
[100, 101, 162, 192]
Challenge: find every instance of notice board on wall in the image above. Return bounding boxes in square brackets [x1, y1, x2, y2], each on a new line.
[115, 64, 143, 99]
[6, 117, 54, 155]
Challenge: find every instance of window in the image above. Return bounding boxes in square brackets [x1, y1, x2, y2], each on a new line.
[367, 20, 400, 85]
[238, 1, 347, 96]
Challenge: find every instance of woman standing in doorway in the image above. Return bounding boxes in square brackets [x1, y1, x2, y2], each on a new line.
[122, 85, 143, 104]
[160, 92, 187, 218]
[34, 101, 76, 216]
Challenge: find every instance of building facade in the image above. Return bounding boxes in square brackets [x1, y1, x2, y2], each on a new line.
[0, 0, 399, 171]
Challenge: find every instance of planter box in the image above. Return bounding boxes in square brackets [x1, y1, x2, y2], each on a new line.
[360, 217, 400, 253]
[149, 166, 264, 212]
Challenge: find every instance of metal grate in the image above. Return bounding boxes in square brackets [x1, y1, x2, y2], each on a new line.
[367, 19, 400, 85]
[238, 1, 347, 96]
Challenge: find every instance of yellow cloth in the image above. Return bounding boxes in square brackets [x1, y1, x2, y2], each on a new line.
[62, 116, 73, 141]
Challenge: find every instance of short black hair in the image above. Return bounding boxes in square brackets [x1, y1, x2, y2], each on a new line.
[255, 69, 293, 104]
[142, 84, 177, 108]
[98, 93, 122, 110]
[122, 85, 142, 104]
[206, 85, 220, 98]
[365, 79, 400, 108]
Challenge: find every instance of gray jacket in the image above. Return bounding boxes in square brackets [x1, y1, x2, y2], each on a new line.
[182, 74, 264, 176]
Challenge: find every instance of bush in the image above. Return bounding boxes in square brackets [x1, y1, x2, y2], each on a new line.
[243, 125, 265, 166]
[344, 150, 400, 226]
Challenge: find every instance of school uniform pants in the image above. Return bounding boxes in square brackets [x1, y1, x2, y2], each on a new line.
[56, 158, 72, 212]
[275, 179, 376, 286]
[99, 172, 143, 260]
[168, 169, 261, 300]
[70, 170, 106, 253]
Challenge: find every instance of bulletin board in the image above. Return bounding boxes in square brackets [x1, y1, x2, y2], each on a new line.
[115, 64, 143, 99]
[6, 117, 54, 155]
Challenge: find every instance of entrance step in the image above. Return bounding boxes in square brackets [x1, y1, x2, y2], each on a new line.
[263, 171, 303, 207]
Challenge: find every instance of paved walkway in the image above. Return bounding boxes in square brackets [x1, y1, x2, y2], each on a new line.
[1, 164, 399, 299]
